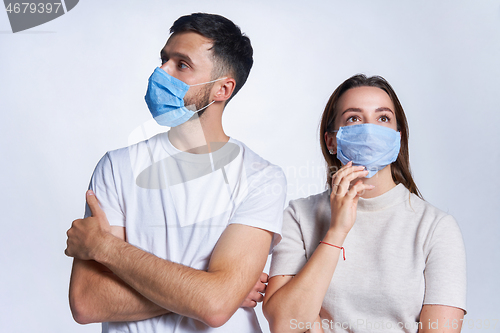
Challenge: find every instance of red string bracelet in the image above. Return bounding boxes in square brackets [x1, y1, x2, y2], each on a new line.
[319, 241, 346, 260]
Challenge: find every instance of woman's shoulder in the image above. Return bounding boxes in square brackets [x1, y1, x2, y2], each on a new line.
[289, 190, 330, 208]
[282, 191, 332, 241]
[286, 190, 331, 221]
[406, 191, 452, 219]
[404, 190, 461, 237]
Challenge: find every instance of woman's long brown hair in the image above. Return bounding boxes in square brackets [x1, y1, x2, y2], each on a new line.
[319, 74, 422, 199]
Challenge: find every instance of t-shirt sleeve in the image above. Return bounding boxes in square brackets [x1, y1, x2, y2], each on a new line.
[84, 153, 126, 228]
[228, 165, 287, 253]
[423, 214, 467, 312]
[269, 201, 308, 278]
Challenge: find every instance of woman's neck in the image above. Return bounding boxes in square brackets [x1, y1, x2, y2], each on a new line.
[358, 165, 397, 199]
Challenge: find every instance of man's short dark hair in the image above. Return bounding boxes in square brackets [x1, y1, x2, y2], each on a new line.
[170, 13, 253, 104]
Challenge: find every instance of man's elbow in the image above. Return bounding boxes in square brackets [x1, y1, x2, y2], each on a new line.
[70, 299, 92, 324]
[203, 313, 231, 328]
[69, 289, 99, 325]
[199, 298, 236, 328]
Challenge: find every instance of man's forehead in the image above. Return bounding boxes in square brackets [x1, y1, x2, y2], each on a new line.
[162, 31, 213, 54]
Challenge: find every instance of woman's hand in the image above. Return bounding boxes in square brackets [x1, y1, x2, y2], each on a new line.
[263, 162, 371, 332]
[329, 161, 374, 235]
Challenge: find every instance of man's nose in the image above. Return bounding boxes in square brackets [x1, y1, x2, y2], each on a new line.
[160, 61, 174, 76]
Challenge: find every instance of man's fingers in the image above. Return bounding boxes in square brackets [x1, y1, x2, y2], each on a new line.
[254, 281, 266, 293]
[252, 291, 264, 303]
[248, 290, 264, 303]
[243, 300, 257, 308]
[241, 273, 268, 308]
[86, 190, 103, 217]
[64, 241, 72, 257]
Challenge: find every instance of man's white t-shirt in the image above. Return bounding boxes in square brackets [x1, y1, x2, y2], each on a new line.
[85, 132, 287, 333]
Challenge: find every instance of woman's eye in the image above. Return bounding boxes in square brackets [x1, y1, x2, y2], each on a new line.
[179, 62, 188, 69]
[379, 115, 390, 122]
[346, 116, 359, 123]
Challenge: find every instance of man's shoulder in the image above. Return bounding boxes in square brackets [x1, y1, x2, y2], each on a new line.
[105, 132, 166, 163]
[231, 137, 285, 178]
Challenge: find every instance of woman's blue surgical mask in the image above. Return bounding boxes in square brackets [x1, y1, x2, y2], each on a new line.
[335, 123, 401, 178]
[144, 67, 225, 127]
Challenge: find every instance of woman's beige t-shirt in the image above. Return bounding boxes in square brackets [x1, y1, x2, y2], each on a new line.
[269, 184, 466, 333]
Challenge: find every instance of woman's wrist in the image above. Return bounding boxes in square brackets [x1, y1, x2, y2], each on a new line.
[323, 228, 348, 246]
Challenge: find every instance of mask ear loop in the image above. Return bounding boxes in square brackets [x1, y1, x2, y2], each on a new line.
[186, 77, 227, 112]
[190, 100, 215, 113]
[189, 77, 227, 87]
[188, 76, 230, 185]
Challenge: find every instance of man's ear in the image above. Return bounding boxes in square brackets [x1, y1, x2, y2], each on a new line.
[324, 132, 337, 154]
[213, 78, 236, 102]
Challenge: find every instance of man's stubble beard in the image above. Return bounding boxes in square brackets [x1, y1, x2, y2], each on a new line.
[184, 83, 213, 120]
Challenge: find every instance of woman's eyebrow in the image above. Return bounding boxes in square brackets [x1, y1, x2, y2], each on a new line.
[376, 107, 394, 114]
[341, 107, 394, 115]
[341, 108, 362, 115]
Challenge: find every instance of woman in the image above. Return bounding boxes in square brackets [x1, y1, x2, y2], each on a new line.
[263, 75, 466, 333]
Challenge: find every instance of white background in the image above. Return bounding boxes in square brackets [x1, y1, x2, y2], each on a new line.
[1, 1, 499, 332]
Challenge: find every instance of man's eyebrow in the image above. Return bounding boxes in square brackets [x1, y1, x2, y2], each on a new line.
[160, 50, 193, 64]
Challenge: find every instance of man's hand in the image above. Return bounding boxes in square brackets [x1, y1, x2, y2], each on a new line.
[65, 190, 112, 260]
[241, 272, 268, 308]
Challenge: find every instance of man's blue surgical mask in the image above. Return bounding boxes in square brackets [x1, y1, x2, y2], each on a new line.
[144, 67, 225, 127]
[335, 123, 401, 178]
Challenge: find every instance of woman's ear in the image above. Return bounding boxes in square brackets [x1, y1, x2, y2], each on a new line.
[213, 78, 236, 102]
[324, 132, 337, 154]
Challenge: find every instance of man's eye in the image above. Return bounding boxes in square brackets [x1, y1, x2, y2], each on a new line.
[179, 62, 188, 69]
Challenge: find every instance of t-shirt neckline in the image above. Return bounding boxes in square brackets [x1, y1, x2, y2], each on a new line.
[357, 183, 409, 212]
[159, 131, 238, 164]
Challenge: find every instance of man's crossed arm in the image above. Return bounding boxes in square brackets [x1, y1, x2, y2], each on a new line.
[66, 190, 272, 327]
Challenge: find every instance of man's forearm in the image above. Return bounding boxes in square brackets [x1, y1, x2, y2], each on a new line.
[69, 258, 170, 324]
[93, 235, 242, 327]
[66, 204, 271, 328]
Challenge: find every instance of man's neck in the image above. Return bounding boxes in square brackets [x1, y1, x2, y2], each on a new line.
[168, 109, 229, 154]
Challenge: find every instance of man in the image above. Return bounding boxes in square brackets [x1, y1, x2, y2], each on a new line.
[65, 13, 286, 332]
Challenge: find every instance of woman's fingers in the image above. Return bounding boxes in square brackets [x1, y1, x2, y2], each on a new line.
[331, 161, 352, 185]
[346, 181, 375, 199]
[332, 162, 355, 194]
[332, 163, 364, 185]
[329, 165, 375, 235]
[337, 169, 369, 195]
[332, 163, 368, 197]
